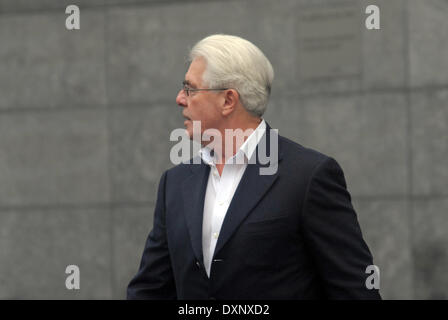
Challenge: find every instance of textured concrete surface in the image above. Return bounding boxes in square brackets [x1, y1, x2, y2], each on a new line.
[0, 10, 106, 109]
[270, 93, 408, 197]
[0, 0, 447, 299]
[109, 104, 185, 203]
[409, 0, 448, 88]
[361, 0, 406, 90]
[0, 207, 112, 299]
[412, 199, 448, 299]
[0, 0, 105, 13]
[411, 89, 448, 196]
[0, 109, 110, 206]
[112, 204, 154, 299]
[353, 199, 413, 299]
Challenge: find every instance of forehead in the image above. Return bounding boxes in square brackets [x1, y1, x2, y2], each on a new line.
[185, 57, 207, 87]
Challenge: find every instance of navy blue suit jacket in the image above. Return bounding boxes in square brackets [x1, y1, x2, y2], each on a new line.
[127, 126, 381, 299]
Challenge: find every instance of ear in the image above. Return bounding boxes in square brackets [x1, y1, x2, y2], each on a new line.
[221, 89, 239, 117]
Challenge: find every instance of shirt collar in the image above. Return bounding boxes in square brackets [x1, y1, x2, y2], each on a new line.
[198, 119, 267, 166]
[239, 119, 266, 162]
[198, 145, 216, 166]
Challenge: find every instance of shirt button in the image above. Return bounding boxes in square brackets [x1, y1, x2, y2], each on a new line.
[213, 232, 219, 239]
[218, 201, 224, 206]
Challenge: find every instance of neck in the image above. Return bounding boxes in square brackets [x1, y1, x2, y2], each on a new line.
[212, 116, 262, 165]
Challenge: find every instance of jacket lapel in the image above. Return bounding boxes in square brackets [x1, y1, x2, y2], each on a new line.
[213, 127, 283, 257]
[181, 159, 210, 264]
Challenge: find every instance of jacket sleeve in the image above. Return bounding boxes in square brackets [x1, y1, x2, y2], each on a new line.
[301, 157, 381, 299]
[127, 171, 177, 299]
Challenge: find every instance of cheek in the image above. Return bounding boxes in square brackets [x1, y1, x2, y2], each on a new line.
[204, 98, 221, 116]
[201, 110, 220, 130]
[193, 101, 213, 117]
[189, 97, 221, 127]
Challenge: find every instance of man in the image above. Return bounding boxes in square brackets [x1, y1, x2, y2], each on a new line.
[127, 34, 381, 299]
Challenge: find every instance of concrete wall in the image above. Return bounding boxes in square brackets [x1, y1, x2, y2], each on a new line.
[0, 0, 446, 299]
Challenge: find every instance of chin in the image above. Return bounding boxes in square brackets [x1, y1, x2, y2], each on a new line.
[185, 128, 194, 140]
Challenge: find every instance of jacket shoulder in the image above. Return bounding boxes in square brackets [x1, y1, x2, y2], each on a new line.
[279, 135, 331, 168]
[163, 155, 202, 179]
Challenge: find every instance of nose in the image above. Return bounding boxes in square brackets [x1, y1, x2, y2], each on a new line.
[176, 89, 187, 108]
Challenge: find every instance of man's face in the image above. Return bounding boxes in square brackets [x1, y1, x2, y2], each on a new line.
[176, 57, 223, 140]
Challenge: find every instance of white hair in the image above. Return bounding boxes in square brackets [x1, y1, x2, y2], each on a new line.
[189, 34, 274, 117]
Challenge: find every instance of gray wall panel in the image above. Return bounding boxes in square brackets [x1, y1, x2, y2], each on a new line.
[361, 0, 406, 90]
[353, 199, 413, 299]
[0, 109, 110, 206]
[413, 199, 448, 299]
[0, 10, 106, 109]
[109, 105, 185, 203]
[279, 93, 408, 197]
[0, 208, 112, 299]
[409, 0, 448, 87]
[112, 204, 154, 299]
[0, 0, 105, 13]
[411, 89, 448, 196]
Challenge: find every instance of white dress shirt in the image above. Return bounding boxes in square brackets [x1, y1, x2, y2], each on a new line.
[199, 119, 267, 277]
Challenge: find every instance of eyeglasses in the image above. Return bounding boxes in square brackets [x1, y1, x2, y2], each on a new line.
[182, 82, 229, 97]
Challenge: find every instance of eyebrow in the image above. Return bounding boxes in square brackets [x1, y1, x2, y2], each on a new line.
[183, 79, 196, 88]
